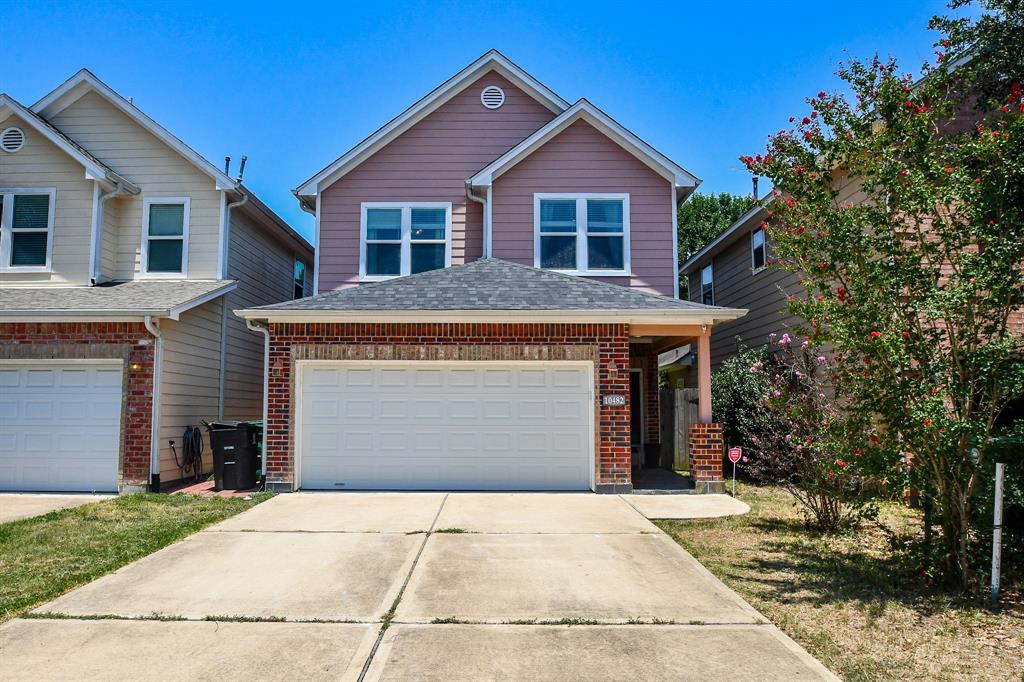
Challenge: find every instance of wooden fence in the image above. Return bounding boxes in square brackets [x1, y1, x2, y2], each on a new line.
[660, 388, 699, 471]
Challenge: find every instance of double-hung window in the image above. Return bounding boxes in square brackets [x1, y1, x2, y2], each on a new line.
[141, 197, 190, 276]
[700, 263, 714, 305]
[360, 202, 451, 280]
[293, 258, 307, 299]
[534, 194, 629, 275]
[0, 188, 56, 271]
[751, 226, 766, 272]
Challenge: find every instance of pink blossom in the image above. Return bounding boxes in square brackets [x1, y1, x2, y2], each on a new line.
[772, 389, 781, 397]
[779, 333, 792, 348]
[816, 356, 827, 365]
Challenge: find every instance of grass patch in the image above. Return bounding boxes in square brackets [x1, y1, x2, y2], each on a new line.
[433, 528, 468, 534]
[430, 616, 467, 624]
[656, 483, 1024, 682]
[0, 492, 270, 623]
[203, 614, 286, 623]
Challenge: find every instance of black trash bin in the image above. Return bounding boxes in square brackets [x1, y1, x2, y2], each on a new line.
[206, 421, 261, 491]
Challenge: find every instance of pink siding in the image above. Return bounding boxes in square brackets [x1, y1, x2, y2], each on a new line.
[318, 71, 556, 290]
[490, 120, 676, 296]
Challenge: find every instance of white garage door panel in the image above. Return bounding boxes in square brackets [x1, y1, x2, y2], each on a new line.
[299, 363, 593, 491]
[0, 363, 122, 492]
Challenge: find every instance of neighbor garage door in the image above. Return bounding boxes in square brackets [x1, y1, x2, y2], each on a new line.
[0, 362, 123, 492]
[298, 362, 593, 491]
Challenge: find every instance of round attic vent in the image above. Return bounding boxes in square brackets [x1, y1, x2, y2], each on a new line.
[1, 127, 25, 153]
[480, 86, 506, 109]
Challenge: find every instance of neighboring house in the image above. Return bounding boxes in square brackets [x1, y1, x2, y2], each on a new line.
[679, 196, 802, 369]
[0, 70, 312, 493]
[238, 50, 745, 494]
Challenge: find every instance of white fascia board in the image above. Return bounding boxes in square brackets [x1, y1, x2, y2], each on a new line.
[293, 50, 570, 198]
[166, 281, 237, 320]
[32, 69, 237, 191]
[0, 96, 136, 191]
[469, 100, 700, 190]
[234, 307, 748, 326]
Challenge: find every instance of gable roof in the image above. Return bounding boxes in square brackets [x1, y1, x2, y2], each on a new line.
[31, 69, 238, 191]
[679, 198, 771, 275]
[0, 94, 139, 192]
[237, 258, 745, 324]
[469, 99, 699, 194]
[293, 50, 570, 199]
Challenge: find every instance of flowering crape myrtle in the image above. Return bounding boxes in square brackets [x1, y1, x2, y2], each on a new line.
[741, 49, 1024, 585]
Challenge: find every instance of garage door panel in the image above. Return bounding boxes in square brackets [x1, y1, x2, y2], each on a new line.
[299, 362, 592, 491]
[0, 363, 122, 492]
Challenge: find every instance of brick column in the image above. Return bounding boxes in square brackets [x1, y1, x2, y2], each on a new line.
[689, 422, 725, 494]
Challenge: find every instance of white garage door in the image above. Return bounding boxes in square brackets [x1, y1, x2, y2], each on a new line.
[298, 362, 594, 491]
[0, 362, 123, 492]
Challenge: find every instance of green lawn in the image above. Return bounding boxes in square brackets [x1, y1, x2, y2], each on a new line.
[0, 493, 270, 623]
[657, 484, 1024, 682]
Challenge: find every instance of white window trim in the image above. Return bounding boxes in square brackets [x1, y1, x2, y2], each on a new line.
[533, 193, 631, 277]
[140, 196, 190, 278]
[701, 263, 714, 305]
[359, 202, 452, 281]
[751, 227, 767, 274]
[0, 188, 56, 273]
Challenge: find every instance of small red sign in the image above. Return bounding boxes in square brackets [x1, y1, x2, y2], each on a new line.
[728, 447, 743, 464]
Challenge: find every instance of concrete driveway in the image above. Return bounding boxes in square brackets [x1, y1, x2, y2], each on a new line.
[0, 493, 111, 524]
[0, 492, 835, 681]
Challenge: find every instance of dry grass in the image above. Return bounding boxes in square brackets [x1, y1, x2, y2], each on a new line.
[656, 484, 1024, 682]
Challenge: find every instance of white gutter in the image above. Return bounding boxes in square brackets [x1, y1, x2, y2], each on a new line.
[143, 315, 164, 491]
[90, 181, 136, 284]
[234, 307, 748, 326]
[245, 318, 271, 481]
[220, 189, 249, 279]
[465, 183, 489, 257]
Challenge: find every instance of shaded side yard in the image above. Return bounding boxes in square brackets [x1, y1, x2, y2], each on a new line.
[657, 484, 1024, 682]
[0, 493, 270, 623]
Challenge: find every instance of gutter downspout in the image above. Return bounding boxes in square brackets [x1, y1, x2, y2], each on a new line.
[465, 183, 489, 257]
[246, 318, 271, 484]
[91, 181, 133, 284]
[143, 315, 163, 491]
[221, 187, 249, 279]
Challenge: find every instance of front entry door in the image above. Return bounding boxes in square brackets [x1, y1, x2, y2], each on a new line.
[629, 370, 643, 467]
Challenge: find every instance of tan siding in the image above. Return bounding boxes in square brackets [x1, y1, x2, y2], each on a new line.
[0, 112, 95, 285]
[157, 299, 223, 481]
[222, 206, 302, 421]
[49, 92, 222, 280]
[99, 195, 119, 280]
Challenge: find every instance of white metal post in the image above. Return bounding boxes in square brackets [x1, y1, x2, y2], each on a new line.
[991, 462, 1004, 604]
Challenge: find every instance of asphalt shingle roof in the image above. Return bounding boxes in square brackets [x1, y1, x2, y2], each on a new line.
[0, 280, 235, 315]
[253, 259, 726, 312]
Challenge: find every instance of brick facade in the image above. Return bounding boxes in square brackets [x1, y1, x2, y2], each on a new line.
[0, 322, 155, 490]
[265, 322, 635, 492]
[689, 422, 725, 494]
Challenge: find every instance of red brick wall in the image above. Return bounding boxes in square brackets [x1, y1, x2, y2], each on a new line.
[689, 422, 724, 491]
[265, 322, 633, 490]
[0, 322, 155, 489]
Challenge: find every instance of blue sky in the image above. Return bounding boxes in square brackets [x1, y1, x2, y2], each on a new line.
[5, 1, 969, 242]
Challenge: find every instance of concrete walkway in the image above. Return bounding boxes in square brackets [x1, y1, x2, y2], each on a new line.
[0, 493, 111, 524]
[1, 492, 835, 681]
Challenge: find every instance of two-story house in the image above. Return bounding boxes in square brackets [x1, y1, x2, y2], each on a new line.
[238, 51, 745, 494]
[0, 70, 312, 493]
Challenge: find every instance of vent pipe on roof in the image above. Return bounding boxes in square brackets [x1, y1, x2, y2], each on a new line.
[236, 155, 247, 184]
[752, 176, 759, 202]
[224, 156, 231, 175]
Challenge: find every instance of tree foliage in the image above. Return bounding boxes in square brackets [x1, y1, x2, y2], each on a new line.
[677, 192, 753, 297]
[741, 2, 1024, 586]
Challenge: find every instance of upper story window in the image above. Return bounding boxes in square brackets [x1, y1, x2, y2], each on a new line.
[701, 263, 714, 305]
[293, 258, 307, 299]
[360, 202, 451, 281]
[141, 197, 190, 277]
[751, 227, 766, 272]
[0, 189, 55, 272]
[534, 194, 630, 276]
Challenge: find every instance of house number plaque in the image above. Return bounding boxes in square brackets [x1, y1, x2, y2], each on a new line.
[602, 395, 627, 406]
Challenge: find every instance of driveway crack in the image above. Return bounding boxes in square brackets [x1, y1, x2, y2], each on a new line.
[357, 492, 449, 682]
